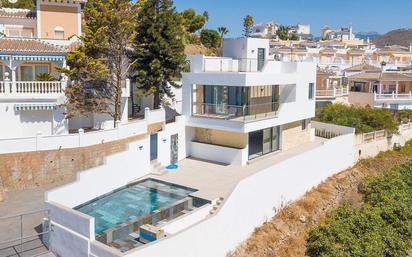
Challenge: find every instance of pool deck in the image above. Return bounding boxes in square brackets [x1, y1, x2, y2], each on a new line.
[146, 137, 327, 201]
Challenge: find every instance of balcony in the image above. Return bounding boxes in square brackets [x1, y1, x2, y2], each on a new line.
[374, 92, 412, 101]
[192, 102, 280, 122]
[316, 87, 349, 99]
[0, 80, 65, 99]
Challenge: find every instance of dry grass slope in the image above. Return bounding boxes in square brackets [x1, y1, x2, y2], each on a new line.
[228, 143, 412, 257]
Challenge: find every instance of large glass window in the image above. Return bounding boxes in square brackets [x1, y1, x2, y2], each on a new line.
[20, 65, 50, 81]
[35, 65, 49, 77]
[0, 66, 3, 81]
[20, 66, 33, 81]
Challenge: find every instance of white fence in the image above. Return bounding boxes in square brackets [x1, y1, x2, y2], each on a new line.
[0, 108, 166, 154]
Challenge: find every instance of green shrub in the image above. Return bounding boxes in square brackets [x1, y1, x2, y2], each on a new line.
[200, 29, 221, 48]
[399, 109, 412, 122]
[315, 104, 399, 134]
[306, 161, 412, 257]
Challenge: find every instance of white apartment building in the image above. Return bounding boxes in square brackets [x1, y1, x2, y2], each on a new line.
[183, 37, 317, 165]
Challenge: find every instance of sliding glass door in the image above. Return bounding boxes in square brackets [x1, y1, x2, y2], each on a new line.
[248, 126, 281, 160]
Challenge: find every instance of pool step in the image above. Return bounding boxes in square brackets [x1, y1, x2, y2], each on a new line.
[208, 197, 225, 215]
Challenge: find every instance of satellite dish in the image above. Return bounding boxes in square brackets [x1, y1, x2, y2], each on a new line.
[8, 0, 18, 3]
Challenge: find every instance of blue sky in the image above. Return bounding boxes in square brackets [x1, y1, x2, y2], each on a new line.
[173, 0, 412, 37]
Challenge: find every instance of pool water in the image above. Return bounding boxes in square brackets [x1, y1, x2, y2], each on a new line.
[75, 179, 196, 234]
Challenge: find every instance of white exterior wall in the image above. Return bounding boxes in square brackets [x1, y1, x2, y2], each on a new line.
[0, 102, 69, 138]
[121, 133, 355, 257]
[190, 141, 248, 166]
[156, 116, 186, 166]
[223, 37, 270, 60]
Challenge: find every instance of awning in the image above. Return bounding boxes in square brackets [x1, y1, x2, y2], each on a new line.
[0, 55, 65, 62]
[15, 103, 57, 111]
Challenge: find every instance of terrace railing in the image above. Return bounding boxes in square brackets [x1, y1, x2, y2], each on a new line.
[192, 102, 280, 122]
[316, 87, 349, 98]
[202, 57, 261, 72]
[0, 209, 50, 257]
[374, 92, 412, 101]
[15, 81, 64, 94]
[0, 79, 67, 98]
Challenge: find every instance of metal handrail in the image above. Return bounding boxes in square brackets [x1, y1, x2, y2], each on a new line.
[0, 209, 50, 256]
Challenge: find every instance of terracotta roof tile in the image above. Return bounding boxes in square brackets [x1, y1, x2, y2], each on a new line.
[0, 38, 67, 54]
[344, 63, 381, 72]
[0, 8, 36, 19]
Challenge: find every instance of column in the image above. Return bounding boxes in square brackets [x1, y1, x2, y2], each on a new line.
[395, 81, 399, 96]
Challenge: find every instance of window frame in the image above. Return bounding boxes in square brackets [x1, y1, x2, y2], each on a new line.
[19, 64, 51, 81]
[308, 82, 315, 100]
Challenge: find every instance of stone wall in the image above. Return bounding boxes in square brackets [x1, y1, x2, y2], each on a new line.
[282, 120, 311, 151]
[0, 134, 147, 200]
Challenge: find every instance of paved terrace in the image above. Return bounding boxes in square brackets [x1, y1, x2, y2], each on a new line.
[148, 137, 327, 201]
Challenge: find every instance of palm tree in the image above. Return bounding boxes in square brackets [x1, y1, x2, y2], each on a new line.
[217, 27, 229, 56]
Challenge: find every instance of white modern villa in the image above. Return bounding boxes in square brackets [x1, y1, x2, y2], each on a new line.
[183, 38, 316, 165]
[40, 38, 357, 257]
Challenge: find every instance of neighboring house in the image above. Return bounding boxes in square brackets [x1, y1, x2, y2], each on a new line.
[0, 0, 130, 138]
[183, 37, 316, 165]
[321, 25, 356, 41]
[289, 24, 313, 40]
[348, 70, 412, 110]
[0, 37, 69, 138]
[316, 69, 349, 107]
[250, 21, 279, 38]
[372, 44, 412, 69]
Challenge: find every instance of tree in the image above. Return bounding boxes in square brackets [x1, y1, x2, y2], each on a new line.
[181, 8, 208, 34]
[62, 0, 137, 127]
[217, 26, 229, 47]
[243, 15, 254, 37]
[131, 0, 186, 109]
[200, 29, 221, 48]
[1, 0, 36, 9]
[276, 25, 290, 40]
[289, 33, 299, 41]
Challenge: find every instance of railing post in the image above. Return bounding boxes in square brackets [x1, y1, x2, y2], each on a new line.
[20, 214, 23, 255]
[392, 91, 395, 99]
[116, 120, 121, 138]
[78, 128, 84, 147]
[35, 131, 42, 151]
[4, 72, 10, 94]
[144, 107, 150, 121]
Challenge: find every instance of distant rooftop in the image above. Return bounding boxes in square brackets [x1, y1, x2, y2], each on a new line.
[0, 38, 67, 54]
[0, 8, 36, 19]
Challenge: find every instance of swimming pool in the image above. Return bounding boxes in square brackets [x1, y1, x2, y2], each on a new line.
[75, 179, 198, 234]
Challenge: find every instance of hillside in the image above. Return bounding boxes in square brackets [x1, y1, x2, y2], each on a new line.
[355, 31, 380, 41]
[373, 28, 412, 47]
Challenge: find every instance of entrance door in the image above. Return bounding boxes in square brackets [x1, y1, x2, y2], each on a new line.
[170, 134, 178, 164]
[257, 48, 266, 71]
[150, 133, 158, 161]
